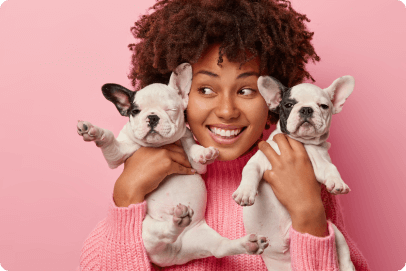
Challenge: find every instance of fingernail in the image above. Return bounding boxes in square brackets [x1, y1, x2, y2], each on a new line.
[191, 169, 196, 173]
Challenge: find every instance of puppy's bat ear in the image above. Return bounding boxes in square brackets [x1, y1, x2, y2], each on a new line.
[168, 63, 192, 110]
[102, 83, 135, 116]
[257, 76, 285, 110]
[323, 76, 355, 114]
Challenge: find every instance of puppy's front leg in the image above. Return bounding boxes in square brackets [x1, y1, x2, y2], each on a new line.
[180, 129, 219, 174]
[77, 121, 140, 168]
[77, 120, 115, 147]
[233, 150, 270, 206]
[305, 144, 350, 194]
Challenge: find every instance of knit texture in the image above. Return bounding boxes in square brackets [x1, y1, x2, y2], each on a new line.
[79, 148, 370, 270]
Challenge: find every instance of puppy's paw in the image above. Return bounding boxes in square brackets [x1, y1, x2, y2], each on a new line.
[77, 121, 98, 139]
[232, 184, 257, 206]
[172, 204, 194, 228]
[192, 146, 219, 165]
[77, 121, 109, 147]
[242, 234, 269, 255]
[325, 177, 351, 194]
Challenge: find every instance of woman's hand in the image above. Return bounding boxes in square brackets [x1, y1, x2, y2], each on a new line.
[113, 141, 196, 207]
[259, 134, 328, 237]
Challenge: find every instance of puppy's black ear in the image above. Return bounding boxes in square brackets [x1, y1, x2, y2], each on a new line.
[102, 84, 135, 116]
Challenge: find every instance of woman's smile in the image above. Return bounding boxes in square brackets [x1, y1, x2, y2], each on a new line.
[207, 124, 246, 144]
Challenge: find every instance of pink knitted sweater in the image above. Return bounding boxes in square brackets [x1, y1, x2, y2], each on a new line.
[79, 148, 370, 270]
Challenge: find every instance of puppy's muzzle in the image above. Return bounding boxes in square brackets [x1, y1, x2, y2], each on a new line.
[299, 107, 314, 119]
[148, 114, 160, 129]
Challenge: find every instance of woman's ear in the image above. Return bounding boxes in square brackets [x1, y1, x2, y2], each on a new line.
[257, 76, 285, 110]
[323, 76, 355, 114]
[168, 63, 193, 110]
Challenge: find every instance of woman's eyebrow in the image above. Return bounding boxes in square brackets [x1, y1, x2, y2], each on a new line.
[194, 70, 219, 77]
[236, 71, 260, 79]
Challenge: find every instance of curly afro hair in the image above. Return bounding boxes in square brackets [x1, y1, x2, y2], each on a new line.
[128, 0, 320, 125]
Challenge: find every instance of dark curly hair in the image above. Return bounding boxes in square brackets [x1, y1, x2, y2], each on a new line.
[128, 0, 320, 125]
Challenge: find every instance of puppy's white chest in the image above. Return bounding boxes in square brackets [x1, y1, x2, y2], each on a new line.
[243, 181, 292, 268]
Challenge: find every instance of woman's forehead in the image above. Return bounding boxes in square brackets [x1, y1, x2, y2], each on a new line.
[192, 44, 260, 77]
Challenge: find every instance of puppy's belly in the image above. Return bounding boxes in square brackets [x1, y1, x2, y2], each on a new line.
[243, 181, 292, 267]
[146, 174, 207, 224]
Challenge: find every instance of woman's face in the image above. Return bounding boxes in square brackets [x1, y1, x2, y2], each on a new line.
[187, 45, 269, 161]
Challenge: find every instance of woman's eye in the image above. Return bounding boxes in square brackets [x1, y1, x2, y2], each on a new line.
[320, 104, 329, 109]
[285, 103, 293, 108]
[197, 87, 214, 95]
[238, 88, 255, 96]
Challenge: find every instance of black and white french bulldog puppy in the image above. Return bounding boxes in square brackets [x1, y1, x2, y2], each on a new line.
[232, 76, 356, 270]
[77, 63, 269, 267]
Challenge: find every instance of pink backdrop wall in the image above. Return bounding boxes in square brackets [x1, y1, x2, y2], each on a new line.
[0, 0, 405, 270]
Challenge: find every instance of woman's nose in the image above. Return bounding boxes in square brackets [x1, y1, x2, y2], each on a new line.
[214, 94, 240, 120]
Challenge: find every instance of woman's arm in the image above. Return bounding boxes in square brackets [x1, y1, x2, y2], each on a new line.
[259, 134, 327, 236]
[79, 142, 196, 270]
[260, 135, 371, 270]
[114, 142, 196, 207]
[259, 134, 339, 270]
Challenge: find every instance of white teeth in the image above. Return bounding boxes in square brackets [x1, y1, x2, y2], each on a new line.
[210, 127, 242, 138]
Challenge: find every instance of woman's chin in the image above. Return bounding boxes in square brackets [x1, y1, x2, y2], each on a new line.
[213, 145, 255, 161]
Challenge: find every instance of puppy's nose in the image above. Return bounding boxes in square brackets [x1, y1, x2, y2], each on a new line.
[299, 107, 314, 117]
[148, 114, 160, 128]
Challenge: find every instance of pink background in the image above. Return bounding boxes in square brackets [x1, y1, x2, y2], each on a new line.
[0, 0, 405, 270]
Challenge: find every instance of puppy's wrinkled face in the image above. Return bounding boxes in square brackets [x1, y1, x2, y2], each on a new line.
[281, 83, 332, 139]
[130, 84, 184, 144]
[258, 75, 354, 143]
[102, 63, 193, 146]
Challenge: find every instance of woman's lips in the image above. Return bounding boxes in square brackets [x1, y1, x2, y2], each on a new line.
[207, 125, 246, 145]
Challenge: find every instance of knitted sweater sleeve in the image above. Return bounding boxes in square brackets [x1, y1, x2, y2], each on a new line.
[78, 195, 152, 271]
[289, 186, 370, 271]
[290, 220, 339, 270]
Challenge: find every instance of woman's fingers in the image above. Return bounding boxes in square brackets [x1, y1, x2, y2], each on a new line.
[167, 149, 193, 170]
[258, 141, 280, 166]
[169, 161, 196, 176]
[272, 134, 292, 155]
[285, 135, 306, 153]
[160, 145, 197, 175]
[161, 140, 185, 154]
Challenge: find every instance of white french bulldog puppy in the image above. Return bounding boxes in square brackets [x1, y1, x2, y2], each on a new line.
[232, 75, 356, 271]
[77, 63, 269, 267]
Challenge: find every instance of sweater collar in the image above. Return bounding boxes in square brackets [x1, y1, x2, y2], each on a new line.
[206, 146, 259, 173]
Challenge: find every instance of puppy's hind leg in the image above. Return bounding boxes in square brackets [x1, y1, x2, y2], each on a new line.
[174, 222, 269, 265]
[142, 204, 194, 265]
[331, 223, 355, 271]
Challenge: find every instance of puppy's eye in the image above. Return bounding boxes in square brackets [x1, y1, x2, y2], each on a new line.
[284, 103, 293, 108]
[320, 104, 329, 109]
[131, 109, 141, 115]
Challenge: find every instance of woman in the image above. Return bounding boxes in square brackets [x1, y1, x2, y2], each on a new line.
[79, 0, 370, 270]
